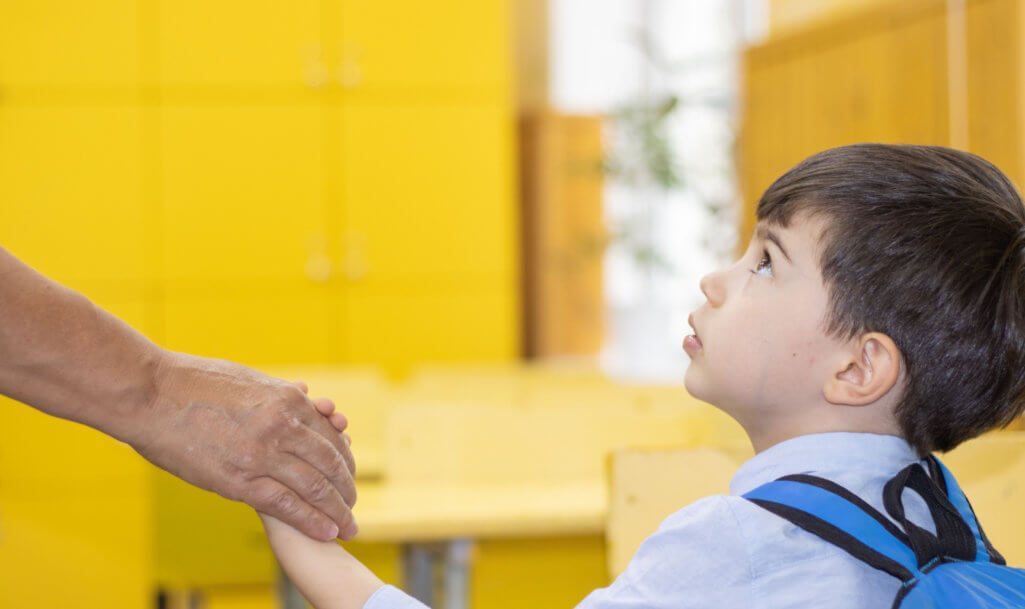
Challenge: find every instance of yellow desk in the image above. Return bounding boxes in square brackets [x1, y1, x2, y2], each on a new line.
[346, 480, 608, 609]
[352, 480, 606, 542]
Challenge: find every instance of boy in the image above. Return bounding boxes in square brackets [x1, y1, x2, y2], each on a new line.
[260, 143, 1025, 608]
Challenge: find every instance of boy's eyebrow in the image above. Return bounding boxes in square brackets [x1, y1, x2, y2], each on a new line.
[755, 225, 793, 264]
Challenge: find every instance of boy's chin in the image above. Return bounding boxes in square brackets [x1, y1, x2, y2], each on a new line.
[682, 364, 708, 400]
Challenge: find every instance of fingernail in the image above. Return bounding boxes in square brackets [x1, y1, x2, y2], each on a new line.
[345, 522, 359, 538]
[327, 523, 340, 539]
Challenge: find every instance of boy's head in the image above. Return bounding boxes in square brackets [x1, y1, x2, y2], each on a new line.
[684, 143, 1025, 457]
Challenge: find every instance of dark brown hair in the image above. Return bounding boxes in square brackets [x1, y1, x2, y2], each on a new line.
[757, 143, 1025, 455]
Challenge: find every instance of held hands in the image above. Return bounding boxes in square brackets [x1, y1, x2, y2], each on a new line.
[130, 351, 358, 541]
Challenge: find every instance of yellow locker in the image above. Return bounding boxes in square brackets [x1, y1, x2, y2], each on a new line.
[154, 468, 277, 588]
[0, 0, 142, 88]
[0, 105, 148, 290]
[0, 484, 153, 609]
[342, 276, 519, 376]
[160, 105, 326, 283]
[162, 283, 337, 366]
[338, 0, 510, 93]
[338, 103, 517, 278]
[158, 0, 323, 89]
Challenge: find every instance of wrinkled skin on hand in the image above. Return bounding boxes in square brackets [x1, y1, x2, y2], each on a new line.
[131, 351, 357, 541]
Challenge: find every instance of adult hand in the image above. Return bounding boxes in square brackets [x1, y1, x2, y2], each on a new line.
[129, 351, 358, 541]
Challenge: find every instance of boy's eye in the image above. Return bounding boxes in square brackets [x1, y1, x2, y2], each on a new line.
[749, 249, 773, 278]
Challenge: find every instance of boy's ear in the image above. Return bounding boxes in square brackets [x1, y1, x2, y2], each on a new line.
[823, 332, 902, 406]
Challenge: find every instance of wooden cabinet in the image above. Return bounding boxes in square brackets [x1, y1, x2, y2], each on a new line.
[741, 0, 1024, 246]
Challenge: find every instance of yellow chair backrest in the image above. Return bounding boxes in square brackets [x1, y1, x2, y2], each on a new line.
[605, 431, 1025, 579]
[605, 446, 751, 579]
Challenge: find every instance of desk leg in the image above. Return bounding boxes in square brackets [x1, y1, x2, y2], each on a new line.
[443, 539, 472, 609]
[404, 543, 437, 605]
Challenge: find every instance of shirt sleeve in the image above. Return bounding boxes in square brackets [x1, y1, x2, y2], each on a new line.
[362, 584, 431, 609]
[573, 495, 754, 609]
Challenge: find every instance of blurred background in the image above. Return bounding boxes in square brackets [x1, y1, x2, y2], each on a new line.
[1, 0, 1024, 608]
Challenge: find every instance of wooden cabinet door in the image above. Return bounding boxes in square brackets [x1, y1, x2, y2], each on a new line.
[0, 0, 142, 87]
[337, 0, 510, 92]
[0, 105, 148, 291]
[338, 103, 517, 279]
[158, 0, 323, 89]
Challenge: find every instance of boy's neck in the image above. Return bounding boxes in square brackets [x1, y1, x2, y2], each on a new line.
[743, 413, 904, 455]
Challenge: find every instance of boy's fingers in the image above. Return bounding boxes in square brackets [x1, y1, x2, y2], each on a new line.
[293, 380, 309, 394]
[329, 410, 349, 432]
[312, 396, 335, 417]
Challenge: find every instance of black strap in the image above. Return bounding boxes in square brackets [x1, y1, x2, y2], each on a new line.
[883, 463, 977, 567]
[925, 456, 1006, 565]
[780, 474, 912, 546]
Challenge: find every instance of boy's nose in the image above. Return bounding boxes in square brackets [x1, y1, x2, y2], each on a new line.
[699, 270, 725, 307]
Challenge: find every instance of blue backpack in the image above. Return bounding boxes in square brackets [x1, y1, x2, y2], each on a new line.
[742, 455, 1025, 607]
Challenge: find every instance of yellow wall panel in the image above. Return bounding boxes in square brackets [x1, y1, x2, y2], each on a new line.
[154, 468, 277, 588]
[161, 105, 326, 283]
[343, 277, 518, 376]
[0, 484, 152, 609]
[159, 0, 322, 88]
[0, 396, 149, 486]
[162, 284, 336, 366]
[339, 103, 517, 278]
[338, 0, 510, 92]
[0, 0, 141, 87]
[0, 105, 147, 288]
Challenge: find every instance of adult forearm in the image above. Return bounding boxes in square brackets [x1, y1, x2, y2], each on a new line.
[0, 246, 162, 444]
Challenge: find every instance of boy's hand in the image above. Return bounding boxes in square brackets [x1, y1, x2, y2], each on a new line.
[299, 381, 355, 477]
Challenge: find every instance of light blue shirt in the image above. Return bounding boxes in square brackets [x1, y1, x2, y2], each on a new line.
[365, 432, 933, 609]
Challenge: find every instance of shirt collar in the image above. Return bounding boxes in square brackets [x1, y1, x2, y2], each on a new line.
[729, 432, 921, 496]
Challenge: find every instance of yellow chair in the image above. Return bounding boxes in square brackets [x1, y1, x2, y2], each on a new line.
[606, 431, 1025, 580]
[605, 446, 751, 579]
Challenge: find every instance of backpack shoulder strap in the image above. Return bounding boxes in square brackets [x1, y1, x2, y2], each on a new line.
[743, 474, 919, 583]
[925, 455, 1005, 565]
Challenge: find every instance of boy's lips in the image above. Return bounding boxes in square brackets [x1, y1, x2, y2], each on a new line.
[685, 314, 703, 351]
